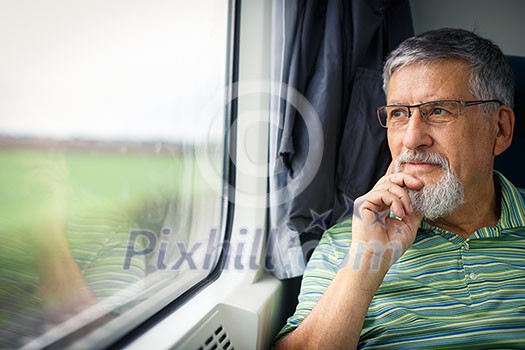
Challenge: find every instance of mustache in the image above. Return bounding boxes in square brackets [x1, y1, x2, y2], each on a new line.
[394, 150, 449, 172]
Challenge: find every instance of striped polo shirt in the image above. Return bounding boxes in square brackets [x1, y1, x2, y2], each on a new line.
[276, 172, 525, 349]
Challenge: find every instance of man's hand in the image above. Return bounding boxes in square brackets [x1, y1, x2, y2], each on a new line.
[348, 165, 423, 286]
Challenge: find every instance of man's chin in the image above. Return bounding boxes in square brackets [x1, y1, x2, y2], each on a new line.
[404, 168, 465, 221]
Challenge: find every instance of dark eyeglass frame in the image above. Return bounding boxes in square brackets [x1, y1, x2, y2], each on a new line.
[376, 99, 503, 128]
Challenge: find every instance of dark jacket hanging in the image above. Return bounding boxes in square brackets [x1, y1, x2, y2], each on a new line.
[268, 0, 414, 278]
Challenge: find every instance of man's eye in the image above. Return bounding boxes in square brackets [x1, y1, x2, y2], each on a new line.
[389, 109, 407, 118]
[429, 107, 450, 116]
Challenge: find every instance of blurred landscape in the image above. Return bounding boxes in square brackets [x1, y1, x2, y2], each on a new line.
[0, 134, 195, 232]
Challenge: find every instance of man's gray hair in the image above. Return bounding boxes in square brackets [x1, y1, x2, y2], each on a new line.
[383, 28, 514, 109]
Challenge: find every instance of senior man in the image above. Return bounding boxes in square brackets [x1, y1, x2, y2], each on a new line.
[274, 28, 524, 349]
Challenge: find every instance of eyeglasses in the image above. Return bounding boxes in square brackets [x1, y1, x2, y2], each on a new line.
[376, 99, 503, 128]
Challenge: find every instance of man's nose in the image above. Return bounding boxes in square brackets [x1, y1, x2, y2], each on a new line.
[402, 108, 433, 150]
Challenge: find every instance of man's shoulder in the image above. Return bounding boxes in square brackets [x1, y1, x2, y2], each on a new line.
[323, 216, 353, 241]
[311, 216, 353, 262]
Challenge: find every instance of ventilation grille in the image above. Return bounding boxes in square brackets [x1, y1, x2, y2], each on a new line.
[198, 325, 234, 350]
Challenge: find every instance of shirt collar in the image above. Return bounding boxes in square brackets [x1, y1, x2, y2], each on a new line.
[494, 170, 525, 231]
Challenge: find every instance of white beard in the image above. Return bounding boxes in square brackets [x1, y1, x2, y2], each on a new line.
[395, 151, 465, 220]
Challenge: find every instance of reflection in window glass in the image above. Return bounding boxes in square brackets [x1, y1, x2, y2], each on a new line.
[0, 0, 230, 347]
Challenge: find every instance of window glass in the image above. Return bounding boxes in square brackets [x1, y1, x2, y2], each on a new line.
[0, 0, 231, 347]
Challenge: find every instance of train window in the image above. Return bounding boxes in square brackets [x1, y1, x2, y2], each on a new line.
[0, 0, 233, 348]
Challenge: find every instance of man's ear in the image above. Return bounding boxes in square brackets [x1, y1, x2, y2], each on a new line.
[494, 106, 515, 156]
